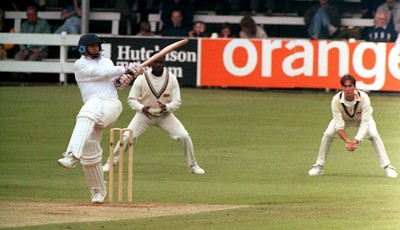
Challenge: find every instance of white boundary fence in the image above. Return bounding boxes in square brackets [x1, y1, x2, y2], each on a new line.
[0, 33, 81, 85]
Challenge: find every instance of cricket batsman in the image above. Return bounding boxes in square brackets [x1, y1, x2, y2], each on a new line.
[57, 33, 143, 203]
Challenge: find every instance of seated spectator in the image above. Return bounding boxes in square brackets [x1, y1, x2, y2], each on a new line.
[377, 0, 400, 32]
[304, 0, 341, 39]
[136, 21, 156, 36]
[54, 0, 81, 34]
[218, 22, 236, 38]
[162, 9, 190, 37]
[366, 10, 398, 42]
[239, 15, 267, 39]
[161, 0, 193, 29]
[0, 8, 16, 60]
[14, 5, 50, 61]
[188, 21, 210, 37]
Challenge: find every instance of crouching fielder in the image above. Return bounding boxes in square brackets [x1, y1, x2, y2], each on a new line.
[103, 52, 205, 174]
[57, 34, 143, 204]
[308, 74, 397, 178]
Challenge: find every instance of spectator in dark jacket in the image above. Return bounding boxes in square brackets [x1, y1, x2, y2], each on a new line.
[161, 0, 193, 29]
[304, 0, 341, 39]
[366, 10, 398, 42]
[162, 9, 190, 37]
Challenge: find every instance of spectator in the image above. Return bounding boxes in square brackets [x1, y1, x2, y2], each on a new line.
[54, 0, 81, 34]
[14, 5, 50, 61]
[304, 0, 341, 39]
[377, 0, 400, 32]
[136, 20, 156, 36]
[361, 0, 385, 18]
[219, 22, 236, 38]
[0, 8, 16, 60]
[162, 9, 190, 37]
[161, 0, 193, 29]
[188, 21, 210, 37]
[366, 10, 398, 42]
[239, 15, 267, 38]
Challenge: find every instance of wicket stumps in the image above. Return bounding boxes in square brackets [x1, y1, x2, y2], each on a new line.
[109, 128, 134, 202]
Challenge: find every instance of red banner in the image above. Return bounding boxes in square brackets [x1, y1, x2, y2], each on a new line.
[200, 38, 400, 92]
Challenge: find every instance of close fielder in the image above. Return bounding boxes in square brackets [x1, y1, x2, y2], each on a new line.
[308, 74, 397, 178]
[102, 52, 205, 174]
[57, 34, 143, 204]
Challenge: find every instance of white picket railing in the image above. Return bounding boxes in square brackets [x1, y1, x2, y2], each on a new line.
[0, 33, 81, 85]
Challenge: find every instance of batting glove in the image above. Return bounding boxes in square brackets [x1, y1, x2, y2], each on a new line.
[115, 73, 133, 90]
[126, 62, 144, 78]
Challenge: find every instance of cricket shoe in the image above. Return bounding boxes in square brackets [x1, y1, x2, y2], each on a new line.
[189, 165, 205, 175]
[57, 152, 78, 169]
[385, 165, 398, 178]
[102, 162, 118, 172]
[308, 164, 324, 176]
[91, 190, 106, 204]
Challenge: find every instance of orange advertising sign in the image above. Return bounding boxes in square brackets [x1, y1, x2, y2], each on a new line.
[199, 39, 400, 92]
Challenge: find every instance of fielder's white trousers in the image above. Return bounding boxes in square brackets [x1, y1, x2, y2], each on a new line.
[314, 117, 391, 168]
[109, 112, 198, 169]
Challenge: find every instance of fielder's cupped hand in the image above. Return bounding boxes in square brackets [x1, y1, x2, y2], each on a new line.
[127, 62, 144, 78]
[142, 106, 153, 120]
[346, 140, 358, 152]
[157, 101, 167, 113]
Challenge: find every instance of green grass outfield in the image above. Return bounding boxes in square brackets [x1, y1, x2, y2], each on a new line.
[0, 86, 399, 229]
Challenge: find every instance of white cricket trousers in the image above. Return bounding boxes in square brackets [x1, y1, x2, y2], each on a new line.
[66, 98, 122, 196]
[66, 98, 122, 159]
[109, 112, 198, 169]
[315, 117, 391, 168]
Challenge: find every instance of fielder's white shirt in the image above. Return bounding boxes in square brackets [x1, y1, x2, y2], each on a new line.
[74, 56, 126, 103]
[128, 67, 181, 115]
[331, 90, 372, 141]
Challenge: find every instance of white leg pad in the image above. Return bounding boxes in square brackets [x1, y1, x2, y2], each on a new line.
[81, 140, 106, 197]
[77, 98, 103, 123]
[66, 98, 103, 159]
[66, 117, 95, 159]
